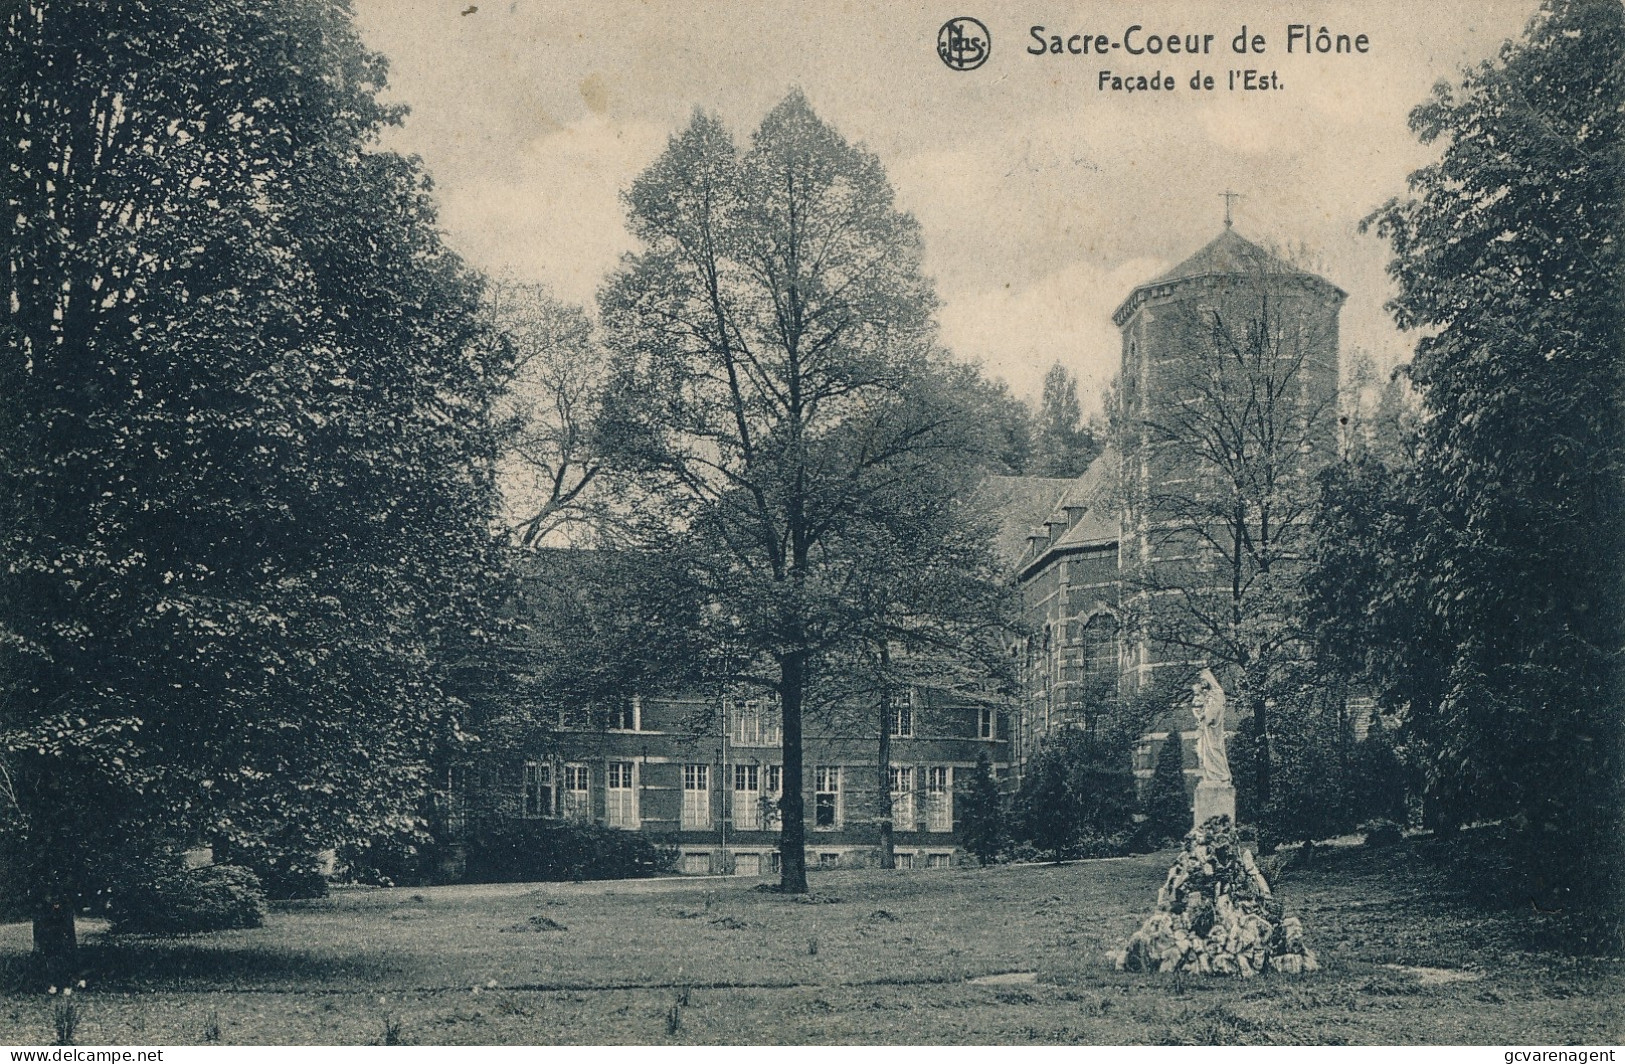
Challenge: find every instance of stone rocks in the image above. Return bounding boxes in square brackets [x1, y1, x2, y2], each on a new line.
[1110, 815, 1319, 978]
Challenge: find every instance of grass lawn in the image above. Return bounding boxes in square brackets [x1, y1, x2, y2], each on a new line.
[0, 839, 1618, 1045]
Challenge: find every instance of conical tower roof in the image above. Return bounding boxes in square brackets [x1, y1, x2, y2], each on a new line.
[1112, 227, 1343, 326]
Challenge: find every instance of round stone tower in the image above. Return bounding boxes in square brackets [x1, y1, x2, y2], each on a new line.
[1110, 226, 1346, 692]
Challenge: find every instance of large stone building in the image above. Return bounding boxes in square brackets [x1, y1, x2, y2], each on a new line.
[468, 224, 1343, 871]
[463, 685, 1005, 876]
[1000, 224, 1345, 794]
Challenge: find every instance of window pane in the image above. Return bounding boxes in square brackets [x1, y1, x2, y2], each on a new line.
[682, 764, 710, 830]
[606, 761, 636, 828]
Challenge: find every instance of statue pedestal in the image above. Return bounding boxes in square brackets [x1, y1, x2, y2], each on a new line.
[1193, 779, 1236, 827]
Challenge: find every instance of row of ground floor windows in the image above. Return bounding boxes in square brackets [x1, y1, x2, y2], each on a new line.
[520, 762, 957, 832]
[677, 849, 957, 876]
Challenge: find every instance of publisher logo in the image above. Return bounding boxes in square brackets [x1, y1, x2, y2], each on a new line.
[938, 17, 990, 71]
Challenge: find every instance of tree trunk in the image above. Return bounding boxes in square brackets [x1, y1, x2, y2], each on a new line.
[32, 901, 76, 980]
[778, 650, 809, 893]
[1251, 686, 1271, 808]
[877, 653, 894, 870]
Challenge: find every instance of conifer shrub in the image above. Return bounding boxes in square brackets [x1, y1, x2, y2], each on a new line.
[1143, 732, 1191, 844]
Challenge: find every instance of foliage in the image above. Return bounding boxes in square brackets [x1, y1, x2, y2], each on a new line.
[1121, 267, 1341, 810]
[1358, 0, 1624, 909]
[956, 752, 1006, 865]
[487, 282, 611, 547]
[597, 92, 1010, 891]
[466, 547, 706, 764]
[967, 377, 1035, 475]
[0, 0, 511, 961]
[463, 821, 676, 883]
[1258, 686, 1355, 848]
[1142, 730, 1190, 844]
[1030, 363, 1101, 477]
[107, 864, 266, 936]
[1013, 727, 1138, 859]
[211, 837, 329, 901]
[1345, 716, 1411, 827]
[337, 822, 442, 889]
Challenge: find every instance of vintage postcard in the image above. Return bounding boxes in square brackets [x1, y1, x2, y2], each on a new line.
[1, 0, 1618, 1050]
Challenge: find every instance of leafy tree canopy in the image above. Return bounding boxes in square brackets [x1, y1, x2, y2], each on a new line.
[1359, 0, 1623, 910]
[0, 0, 510, 962]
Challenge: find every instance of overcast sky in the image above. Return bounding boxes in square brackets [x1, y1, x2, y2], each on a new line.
[351, 0, 1536, 412]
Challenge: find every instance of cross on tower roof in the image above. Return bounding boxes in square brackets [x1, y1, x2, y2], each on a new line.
[1220, 189, 1241, 228]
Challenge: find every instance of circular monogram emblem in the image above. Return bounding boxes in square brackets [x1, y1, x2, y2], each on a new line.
[937, 16, 990, 71]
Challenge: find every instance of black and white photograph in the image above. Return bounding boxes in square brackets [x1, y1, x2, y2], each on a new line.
[0, 0, 1620, 1049]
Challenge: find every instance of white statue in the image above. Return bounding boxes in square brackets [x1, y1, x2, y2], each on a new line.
[1191, 667, 1230, 785]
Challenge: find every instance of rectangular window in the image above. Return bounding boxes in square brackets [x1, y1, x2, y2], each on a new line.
[730, 699, 782, 747]
[681, 852, 711, 875]
[925, 766, 952, 832]
[764, 764, 783, 828]
[734, 853, 761, 877]
[609, 696, 639, 732]
[768, 851, 782, 875]
[562, 764, 590, 821]
[891, 691, 914, 738]
[895, 853, 915, 870]
[522, 761, 553, 818]
[682, 764, 711, 830]
[978, 706, 996, 740]
[889, 765, 915, 830]
[814, 766, 841, 829]
[605, 760, 637, 828]
[926, 853, 951, 869]
[818, 852, 840, 869]
[733, 763, 760, 831]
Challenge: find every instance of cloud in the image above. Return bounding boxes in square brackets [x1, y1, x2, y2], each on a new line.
[939, 256, 1167, 414]
[430, 113, 669, 308]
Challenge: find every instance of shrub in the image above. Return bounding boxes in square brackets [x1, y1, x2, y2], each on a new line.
[211, 839, 329, 900]
[338, 824, 441, 888]
[1360, 818, 1403, 848]
[108, 864, 266, 935]
[1347, 717, 1411, 825]
[956, 752, 1006, 866]
[1013, 727, 1138, 861]
[1072, 829, 1134, 859]
[464, 821, 677, 883]
[1142, 731, 1191, 844]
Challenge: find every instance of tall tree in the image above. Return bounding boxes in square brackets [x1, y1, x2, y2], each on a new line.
[967, 375, 1035, 475]
[0, 0, 508, 969]
[1122, 279, 1341, 808]
[487, 282, 610, 547]
[1360, 0, 1623, 910]
[1030, 362, 1101, 478]
[599, 93, 995, 892]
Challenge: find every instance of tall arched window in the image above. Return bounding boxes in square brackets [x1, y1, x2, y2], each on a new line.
[1081, 614, 1121, 691]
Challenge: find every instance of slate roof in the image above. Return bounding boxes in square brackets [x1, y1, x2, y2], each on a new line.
[979, 446, 1123, 582]
[1112, 227, 1344, 325]
[977, 475, 1076, 568]
[1045, 445, 1119, 551]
